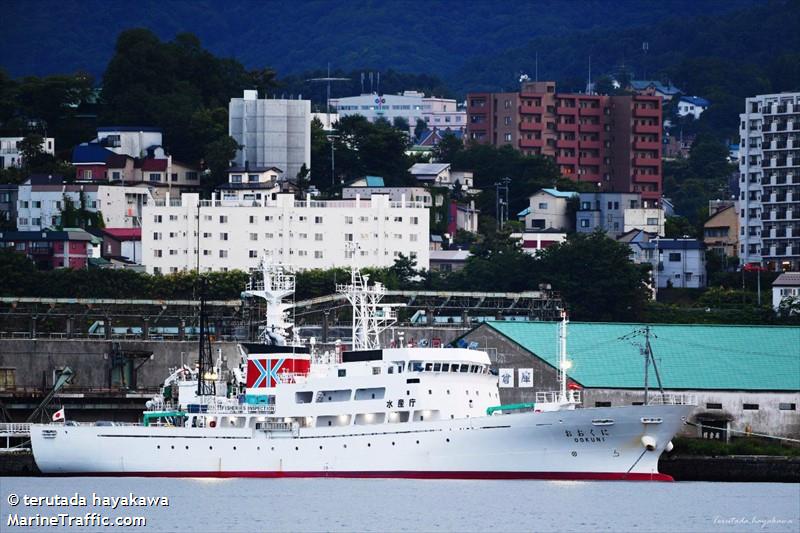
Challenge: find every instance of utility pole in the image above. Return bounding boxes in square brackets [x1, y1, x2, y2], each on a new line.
[494, 177, 511, 230]
[619, 325, 664, 405]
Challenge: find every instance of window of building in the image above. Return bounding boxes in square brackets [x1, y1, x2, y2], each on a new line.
[315, 216, 323, 224]
[706, 403, 722, 410]
[538, 202, 548, 210]
[345, 216, 353, 224]
[248, 174, 259, 183]
[315, 251, 323, 259]
[647, 218, 659, 225]
[219, 215, 228, 223]
[186, 171, 198, 181]
[231, 174, 242, 183]
[504, 133, 512, 142]
[153, 250, 162, 258]
[595, 401, 611, 407]
[580, 219, 589, 228]
[668, 252, 681, 262]
[779, 403, 797, 411]
[315, 233, 323, 241]
[220, 233, 228, 241]
[742, 403, 759, 410]
[154, 215, 162, 223]
[219, 250, 228, 258]
[249, 250, 258, 258]
[153, 232, 162, 240]
[149, 173, 161, 182]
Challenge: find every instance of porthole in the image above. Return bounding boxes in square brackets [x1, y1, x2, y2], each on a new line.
[170, 445, 174, 450]
[209, 446, 213, 450]
[295, 446, 299, 451]
[185, 445, 189, 450]
[343, 444, 347, 448]
[271, 447, 275, 451]
[233, 446, 237, 450]
[392, 441, 395, 446]
[157, 445, 161, 449]
[429, 390, 432, 395]
[447, 390, 450, 395]
[416, 440, 420, 444]
[257, 446, 260, 451]
[367, 443, 371, 447]
[446, 438, 450, 443]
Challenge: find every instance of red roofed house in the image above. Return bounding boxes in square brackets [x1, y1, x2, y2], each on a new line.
[100, 227, 142, 263]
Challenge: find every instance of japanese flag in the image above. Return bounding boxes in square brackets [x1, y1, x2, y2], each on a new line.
[52, 408, 65, 422]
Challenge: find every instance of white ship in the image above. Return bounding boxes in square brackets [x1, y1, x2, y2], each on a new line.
[30, 262, 695, 481]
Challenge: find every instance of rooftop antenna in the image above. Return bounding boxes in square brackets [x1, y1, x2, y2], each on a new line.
[619, 325, 664, 404]
[377, 72, 380, 95]
[307, 63, 350, 132]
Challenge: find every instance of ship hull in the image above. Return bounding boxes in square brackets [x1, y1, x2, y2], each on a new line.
[31, 404, 691, 481]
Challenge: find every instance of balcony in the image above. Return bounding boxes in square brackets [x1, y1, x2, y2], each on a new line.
[520, 121, 543, 131]
[520, 105, 544, 114]
[580, 156, 602, 166]
[556, 106, 579, 116]
[633, 172, 661, 183]
[633, 106, 660, 118]
[557, 155, 578, 166]
[556, 122, 579, 132]
[578, 106, 602, 116]
[556, 138, 578, 149]
[29, 245, 53, 255]
[579, 122, 602, 133]
[634, 140, 660, 150]
[634, 156, 661, 167]
[519, 137, 544, 149]
[634, 123, 661, 134]
[580, 139, 602, 150]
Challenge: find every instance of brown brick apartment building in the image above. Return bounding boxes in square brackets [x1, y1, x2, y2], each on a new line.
[466, 81, 662, 205]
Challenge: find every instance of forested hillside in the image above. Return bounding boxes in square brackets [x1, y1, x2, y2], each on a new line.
[3, 0, 760, 82]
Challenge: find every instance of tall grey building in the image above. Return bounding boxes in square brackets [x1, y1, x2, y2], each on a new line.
[738, 92, 799, 271]
[229, 90, 311, 180]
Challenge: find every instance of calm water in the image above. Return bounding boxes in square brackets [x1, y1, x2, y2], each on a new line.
[1, 477, 798, 532]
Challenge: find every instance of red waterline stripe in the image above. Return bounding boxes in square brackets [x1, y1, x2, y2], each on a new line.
[45, 471, 674, 482]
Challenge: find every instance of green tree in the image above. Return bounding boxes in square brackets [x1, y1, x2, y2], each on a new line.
[664, 215, 695, 238]
[201, 136, 240, 193]
[414, 119, 428, 141]
[392, 116, 410, 133]
[535, 230, 651, 321]
[432, 132, 463, 163]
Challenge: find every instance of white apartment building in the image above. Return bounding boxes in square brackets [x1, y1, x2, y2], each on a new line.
[16, 176, 152, 231]
[229, 91, 311, 180]
[0, 136, 55, 169]
[330, 92, 465, 135]
[739, 92, 800, 271]
[576, 192, 664, 237]
[142, 192, 430, 274]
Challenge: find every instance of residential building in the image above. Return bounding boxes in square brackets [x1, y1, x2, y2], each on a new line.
[459, 321, 799, 440]
[511, 230, 567, 255]
[576, 192, 664, 237]
[0, 184, 18, 228]
[628, 80, 683, 100]
[677, 96, 710, 120]
[215, 166, 298, 202]
[342, 176, 478, 235]
[229, 90, 311, 180]
[466, 81, 662, 203]
[95, 126, 163, 158]
[408, 163, 474, 190]
[518, 188, 577, 231]
[703, 205, 739, 258]
[617, 229, 657, 264]
[71, 127, 201, 196]
[98, 228, 143, 264]
[654, 239, 707, 288]
[771, 272, 800, 311]
[429, 249, 470, 272]
[0, 136, 55, 169]
[16, 175, 152, 231]
[663, 133, 695, 159]
[330, 91, 465, 135]
[739, 92, 800, 271]
[142, 192, 430, 274]
[0, 229, 93, 269]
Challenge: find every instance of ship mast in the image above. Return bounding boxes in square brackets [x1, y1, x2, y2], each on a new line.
[336, 253, 397, 351]
[196, 277, 216, 396]
[242, 259, 296, 345]
[558, 310, 570, 403]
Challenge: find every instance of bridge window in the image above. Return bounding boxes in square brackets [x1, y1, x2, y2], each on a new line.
[355, 387, 386, 400]
[295, 391, 313, 403]
[355, 412, 386, 425]
[441, 364, 450, 372]
[387, 411, 410, 423]
[433, 363, 441, 371]
[411, 362, 423, 372]
[318, 389, 352, 402]
[425, 362, 433, 371]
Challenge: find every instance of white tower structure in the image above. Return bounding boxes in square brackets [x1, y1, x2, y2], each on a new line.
[242, 260, 296, 345]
